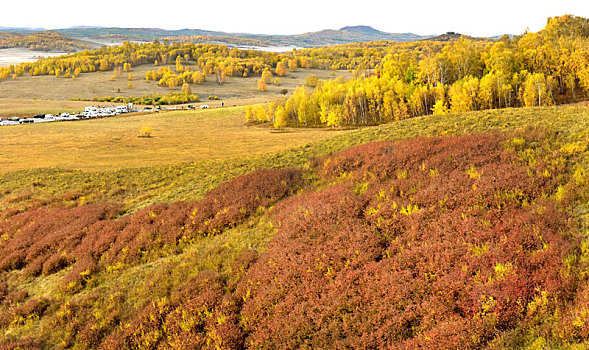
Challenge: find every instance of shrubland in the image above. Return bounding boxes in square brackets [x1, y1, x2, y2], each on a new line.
[0, 100, 587, 348]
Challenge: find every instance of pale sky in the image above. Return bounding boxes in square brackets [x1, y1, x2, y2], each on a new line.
[3, 0, 588, 37]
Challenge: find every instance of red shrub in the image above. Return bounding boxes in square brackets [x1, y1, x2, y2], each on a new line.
[0, 168, 304, 288]
[236, 133, 574, 348]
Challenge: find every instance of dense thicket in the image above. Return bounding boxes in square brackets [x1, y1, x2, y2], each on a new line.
[0, 169, 303, 292]
[82, 92, 200, 105]
[235, 133, 576, 348]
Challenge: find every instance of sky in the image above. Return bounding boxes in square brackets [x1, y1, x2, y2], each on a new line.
[3, 0, 589, 37]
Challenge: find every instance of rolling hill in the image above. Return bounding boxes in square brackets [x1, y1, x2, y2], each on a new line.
[0, 25, 432, 50]
[0, 103, 587, 348]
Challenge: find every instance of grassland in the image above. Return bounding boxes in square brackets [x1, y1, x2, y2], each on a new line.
[0, 106, 349, 172]
[1, 103, 587, 215]
[0, 65, 350, 101]
[0, 98, 92, 116]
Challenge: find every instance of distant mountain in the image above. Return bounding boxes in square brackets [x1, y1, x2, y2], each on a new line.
[0, 26, 503, 49]
[338, 25, 420, 41]
[52, 26, 432, 47]
[422, 31, 493, 42]
[340, 25, 385, 35]
[67, 26, 107, 29]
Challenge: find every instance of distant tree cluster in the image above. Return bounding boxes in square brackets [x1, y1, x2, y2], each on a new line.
[85, 92, 199, 105]
[0, 31, 91, 52]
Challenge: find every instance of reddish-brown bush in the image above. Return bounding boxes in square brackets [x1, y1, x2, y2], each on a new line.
[100, 270, 244, 350]
[235, 133, 574, 348]
[0, 168, 303, 289]
[0, 133, 578, 348]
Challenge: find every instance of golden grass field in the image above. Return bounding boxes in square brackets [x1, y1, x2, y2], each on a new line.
[0, 106, 349, 172]
[0, 64, 350, 101]
[0, 98, 92, 116]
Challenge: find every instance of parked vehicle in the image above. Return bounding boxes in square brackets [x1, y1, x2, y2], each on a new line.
[0, 120, 19, 126]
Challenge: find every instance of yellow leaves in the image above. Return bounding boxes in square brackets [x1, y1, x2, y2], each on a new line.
[491, 262, 514, 282]
[106, 262, 125, 273]
[560, 141, 587, 156]
[573, 167, 586, 185]
[275, 62, 287, 76]
[139, 126, 153, 138]
[477, 294, 497, 318]
[467, 165, 481, 179]
[376, 189, 388, 201]
[470, 243, 489, 257]
[431, 100, 449, 115]
[527, 290, 549, 316]
[365, 207, 379, 216]
[353, 181, 369, 195]
[554, 185, 566, 202]
[400, 204, 419, 216]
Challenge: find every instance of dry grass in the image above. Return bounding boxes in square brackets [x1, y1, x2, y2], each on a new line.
[0, 106, 349, 172]
[0, 98, 92, 116]
[0, 64, 350, 101]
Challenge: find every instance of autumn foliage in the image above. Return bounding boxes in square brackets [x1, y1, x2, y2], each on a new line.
[0, 132, 583, 348]
[0, 169, 303, 290]
[234, 133, 574, 348]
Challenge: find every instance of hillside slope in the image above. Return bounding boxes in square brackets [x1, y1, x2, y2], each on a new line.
[0, 104, 588, 348]
[52, 26, 430, 47]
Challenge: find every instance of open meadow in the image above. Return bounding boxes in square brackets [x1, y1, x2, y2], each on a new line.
[0, 106, 349, 172]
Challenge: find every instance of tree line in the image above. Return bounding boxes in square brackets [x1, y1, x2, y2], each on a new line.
[249, 15, 589, 128]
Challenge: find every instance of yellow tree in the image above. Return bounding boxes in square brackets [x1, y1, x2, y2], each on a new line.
[175, 56, 184, 73]
[245, 105, 253, 121]
[261, 69, 273, 83]
[257, 79, 267, 91]
[431, 100, 449, 115]
[99, 59, 109, 71]
[276, 62, 287, 76]
[305, 75, 319, 87]
[274, 106, 287, 129]
[256, 105, 266, 122]
[449, 81, 472, 113]
[522, 73, 551, 107]
[182, 83, 192, 95]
